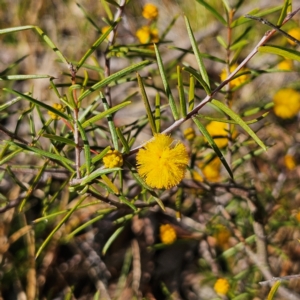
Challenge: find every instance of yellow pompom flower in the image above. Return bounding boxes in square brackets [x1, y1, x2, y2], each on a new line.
[287, 28, 300, 46]
[214, 225, 231, 249]
[205, 121, 236, 149]
[277, 59, 293, 71]
[142, 3, 158, 20]
[220, 63, 249, 88]
[184, 127, 196, 141]
[284, 154, 296, 170]
[214, 278, 230, 295]
[103, 150, 123, 168]
[159, 224, 177, 244]
[295, 211, 300, 222]
[273, 88, 300, 119]
[136, 134, 189, 189]
[48, 103, 65, 120]
[136, 26, 159, 44]
[201, 157, 221, 182]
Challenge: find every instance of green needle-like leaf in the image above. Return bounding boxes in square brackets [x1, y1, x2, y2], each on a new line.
[137, 73, 157, 134]
[154, 44, 179, 120]
[193, 116, 233, 179]
[258, 45, 300, 62]
[184, 16, 210, 91]
[211, 99, 267, 151]
[78, 60, 152, 101]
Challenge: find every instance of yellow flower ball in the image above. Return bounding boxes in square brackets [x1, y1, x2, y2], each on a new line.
[183, 127, 196, 141]
[136, 134, 189, 189]
[136, 26, 159, 44]
[273, 88, 300, 119]
[295, 211, 300, 222]
[201, 157, 221, 182]
[159, 224, 177, 244]
[284, 154, 296, 170]
[214, 225, 231, 249]
[48, 103, 65, 120]
[287, 28, 300, 46]
[205, 121, 237, 148]
[142, 3, 158, 20]
[103, 150, 123, 168]
[277, 59, 293, 71]
[214, 278, 230, 295]
[220, 63, 249, 89]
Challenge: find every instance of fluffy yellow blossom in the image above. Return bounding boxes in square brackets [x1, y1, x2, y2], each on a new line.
[101, 25, 110, 35]
[201, 157, 221, 182]
[136, 134, 189, 189]
[220, 63, 249, 89]
[284, 154, 296, 170]
[273, 88, 300, 119]
[142, 3, 158, 20]
[214, 225, 231, 249]
[184, 127, 196, 141]
[277, 59, 293, 71]
[159, 224, 177, 244]
[136, 26, 159, 44]
[287, 28, 300, 46]
[214, 278, 230, 295]
[103, 150, 123, 168]
[48, 103, 65, 120]
[205, 121, 236, 148]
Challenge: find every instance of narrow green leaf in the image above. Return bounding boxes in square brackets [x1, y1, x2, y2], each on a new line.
[188, 75, 195, 112]
[177, 66, 187, 118]
[232, 148, 265, 170]
[277, 0, 291, 26]
[101, 94, 119, 150]
[36, 195, 87, 258]
[80, 146, 111, 172]
[77, 120, 91, 175]
[77, 25, 114, 69]
[0, 149, 23, 165]
[216, 35, 228, 48]
[182, 66, 211, 95]
[102, 226, 125, 255]
[184, 16, 210, 90]
[154, 44, 179, 120]
[79, 167, 121, 186]
[76, 3, 101, 32]
[0, 25, 67, 64]
[101, 0, 113, 19]
[78, 60, 152, 101]
[3, 88, 70, 121]
[0, 95, 22, 112]
[229, 40, 248, 51]
[231, 6, 282, 28]
[82, 101, 131, 128]
[116, 128, 130, 154]
[193, 116, 233, 179]
[258, 45, 300, 62]
[155, 93, 161, 133]
[211, 99, 267, 151]
[0, 74, 51, 81]
[7, 141, 74, 166]
[194, 0, 227, 25]
[42, 134, 76, 146]
[267, 281, 281, 300]
[137, 73, 157, 134]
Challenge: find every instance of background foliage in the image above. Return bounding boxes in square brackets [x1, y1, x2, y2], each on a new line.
[0, 0, 300, 299]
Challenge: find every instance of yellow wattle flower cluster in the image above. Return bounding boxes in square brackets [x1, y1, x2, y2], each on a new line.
[103, 150, 123, 168]
[183, 127, 196, 141]
[284, 154, 296, 171]
[214, 278, 230, 295]
[48, 103, 65, 120]
[136, 133, 189, 189]
[205, 121, 237, 149]
[277, 59, 293, 71]
[159, 224, 177, 244]
[220, 63, 249, 89]
[273, 88, 300, 119]
[287, 27, 300, 46]
[142, 3, 158, 20]
[136, 3, 159, 45]
[136, 26, 159, 44]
